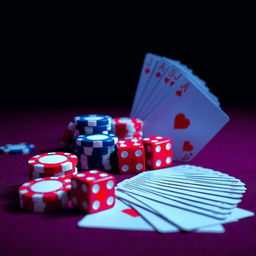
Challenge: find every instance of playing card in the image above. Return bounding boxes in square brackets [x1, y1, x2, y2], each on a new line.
[131, 53, 160, 117]
[132, 58, 169, 117]
[222, 207, 254, 223]
[137, 57, 220, 119]
[130, 178, 245, 196]
[117, 190, 225, 233]
[142, 75, 230, 161]
[77, 198, 155, 231]
[114, 165, 253, 232]
[118, 165, 246, 208]
[118, 182, 237, 209]
[117, 183, 239, 216]
[116, 188, 230, 231]
[137, 177, 246, 193]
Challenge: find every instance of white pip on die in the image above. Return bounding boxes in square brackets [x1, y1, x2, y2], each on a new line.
[71, 170, 116, 213]
[142, 136, 173, 169]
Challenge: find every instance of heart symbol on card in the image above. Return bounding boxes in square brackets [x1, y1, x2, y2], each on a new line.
[145, 68, 150, 74]
[182, 141, 193, 151]
[155, 72, 161, 77]
[170, 81, 175, 86]
[176, 90, 182, 96]
[164, 77, 170, 83]
[122, 209, 140, 217]
[174, 113, 190, 129]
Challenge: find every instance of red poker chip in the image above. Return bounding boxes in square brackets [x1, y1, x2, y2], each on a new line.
[29, 167, 78, 180]
[60, 122, 75, 147]
[19, 177, 72, 212]
[112, 117, 143, 129]
[114, 127, 142, 136]
[118, 131, 143, 140]
[28, 152, 78, 174]
[20, 199, 64, 212]
[115, 130, 143, 137]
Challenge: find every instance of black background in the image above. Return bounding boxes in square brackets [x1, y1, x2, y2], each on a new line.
[2, 5, 255, 109]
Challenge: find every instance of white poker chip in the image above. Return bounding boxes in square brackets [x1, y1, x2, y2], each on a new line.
[0, 143, 35, 155]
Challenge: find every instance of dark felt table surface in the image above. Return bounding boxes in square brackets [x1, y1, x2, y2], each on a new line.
[0, 107, 256, 256]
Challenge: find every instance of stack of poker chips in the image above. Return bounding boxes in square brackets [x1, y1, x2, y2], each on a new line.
[60, 115, 112, 150]
[73, 114, 112, 137]
[76, 134, 118, 171]
[111, 117, 143, 140]
[28, 152, 78, 180]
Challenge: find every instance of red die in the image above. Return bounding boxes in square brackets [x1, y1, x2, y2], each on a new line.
[142, 136, 173, 169]
[71, 170, 115, 213]
[117, 139, 146, 174]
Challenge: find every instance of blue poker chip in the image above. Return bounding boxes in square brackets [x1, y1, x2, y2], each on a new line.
[75, 123, 112, 131]
[80, 161, 112, 171]
[80, 159, 111, 167]
[74, 129, 109, 137]
[76, 134, 118, 148]
[80, 153, 111, 162]
[74, 114, 112, 127]
[0, 143, 35, 155]
[75, 145, 115, 156]
[74, 126, 110, 136]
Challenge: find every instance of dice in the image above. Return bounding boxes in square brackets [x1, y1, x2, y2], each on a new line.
[116, 139, 146, 174]
[71, 170, 115, 213]
[142, 136, 172, 169]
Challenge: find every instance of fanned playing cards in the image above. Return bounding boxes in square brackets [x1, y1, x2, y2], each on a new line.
[130, 53, 230, 161]
[78, 165, 254, 233]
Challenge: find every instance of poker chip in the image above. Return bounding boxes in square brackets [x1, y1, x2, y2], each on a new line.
[112, 117, 143, 128]
[80, 154, 111, 165]
[0, 143, 35, 155]
[29, 167, 78, 180]
[111, 117, 143, 140]
[75, 125, 111, 134]
[60, 122, 75, 147]
[123, 131, 143, 140]
[75, 134, 117, 171]
[74, 114, 111, 127]
[75, 123, 112, 131]
[75, 145, 116, 156]
[73, 115, 112, 137]
[28, 152, 78, 174]
[80, 160, 112, 171]
[76, 134, 118, 148]
[19, 177, 71, 212]
[73, 128, 109, 137]
[61, 115, 117, 172]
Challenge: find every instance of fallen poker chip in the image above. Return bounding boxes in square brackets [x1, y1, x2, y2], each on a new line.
[0, 143, 35, 155]
[19, 177, 71, 212]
